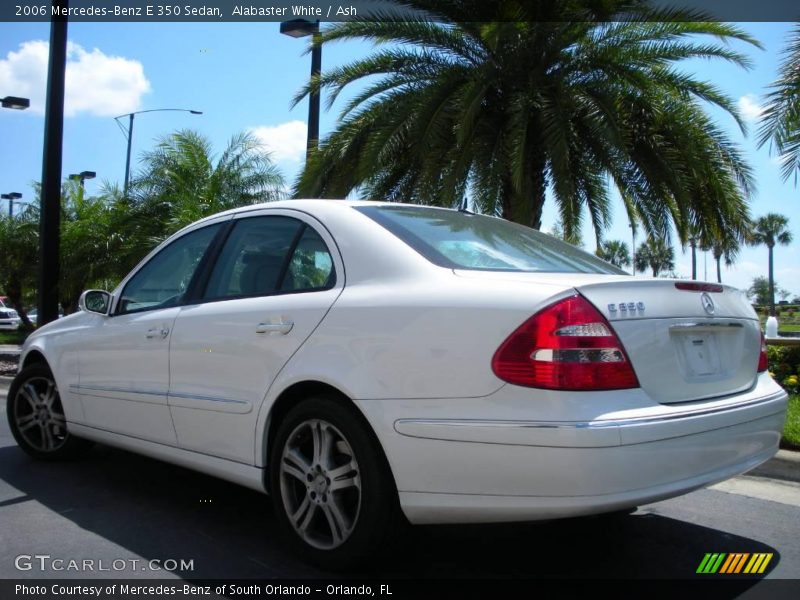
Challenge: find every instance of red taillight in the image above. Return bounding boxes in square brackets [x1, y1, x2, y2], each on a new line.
[492, 294, 640, 391]
[758, 333, 768, 373]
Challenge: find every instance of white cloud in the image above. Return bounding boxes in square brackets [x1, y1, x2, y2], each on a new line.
[737, 94, 763, 122]
[0, 40, 150, 117]
[250, 120, 308, 164]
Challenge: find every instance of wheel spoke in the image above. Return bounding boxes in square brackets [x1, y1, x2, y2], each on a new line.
[16, 413, 37, 432]
[290, 495, 311, 523]
[40, 423, 55, 450]
[19, 385, 39, 410]
[311, 421, 333, 468]
[50, 411, 66, 426]
[329, 473, 360, 493]
[281, 460, 307, 483]
[321, 500, 348, 546]
[296, 502, 317, 537]
[284, 448, 311, 474]
[328, 460, 356, 480]
[42, 381, 57, 408]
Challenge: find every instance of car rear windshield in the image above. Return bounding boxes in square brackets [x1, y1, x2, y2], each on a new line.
[356, 205, 624, 274]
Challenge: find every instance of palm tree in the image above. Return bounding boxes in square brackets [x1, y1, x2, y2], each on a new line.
[294, 0, 758, 247]
[758, 24, 800, 181]
[635, 237, 675, 277]
[58, 181, 131, 313]
[598, 240, 631, 269]
[711, 233, 740, 284]
[0, 212, 38, 328]
[133, 129, 285, 233]
[550, 220, 583, 247]
[749, 213, 793, 316]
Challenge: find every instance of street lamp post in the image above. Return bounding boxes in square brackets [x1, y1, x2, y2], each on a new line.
[1, 96, 30, 110]
[1, 192, 22, 217]
[115, 108, 202, 196]
[280, 19, 322, 158]
[68, 170, 96, 189]
[38, 0, 69, 327]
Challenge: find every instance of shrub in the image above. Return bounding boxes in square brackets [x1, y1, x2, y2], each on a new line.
[767, 345, 800, 393]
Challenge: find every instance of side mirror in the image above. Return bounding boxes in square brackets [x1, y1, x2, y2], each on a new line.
[78, 290, 112, 315]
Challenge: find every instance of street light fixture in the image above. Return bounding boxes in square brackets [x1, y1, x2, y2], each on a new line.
[280, 19, 322, 159]
[1, 96, 30, 110]
[69, 170, 97, 188]
[1, 192, 22, 217]
[115, 108, 203, 196]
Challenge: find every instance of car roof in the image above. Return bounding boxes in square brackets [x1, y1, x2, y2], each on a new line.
[186, 199, 459, 227]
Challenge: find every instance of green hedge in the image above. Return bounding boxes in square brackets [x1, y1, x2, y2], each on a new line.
[768, 345, 800, 395]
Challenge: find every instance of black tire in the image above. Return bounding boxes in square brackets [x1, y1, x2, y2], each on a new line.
[269, 395, 403, 570]
[7, 364, 93, 461]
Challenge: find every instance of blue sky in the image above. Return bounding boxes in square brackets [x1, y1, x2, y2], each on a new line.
[0, 20, 798, 297]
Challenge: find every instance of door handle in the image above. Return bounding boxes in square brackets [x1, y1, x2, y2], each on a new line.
[256, 320, 294, 335]
[146, 327, 170, 339]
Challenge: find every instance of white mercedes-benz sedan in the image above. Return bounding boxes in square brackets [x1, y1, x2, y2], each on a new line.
[7, 200, 788, 567]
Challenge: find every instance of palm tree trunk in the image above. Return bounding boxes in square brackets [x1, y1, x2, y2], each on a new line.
[500, 174, 513, 222]
[529, 158, 546, 230]
[503, 155, 546, 229]
[6, 277, 33, 330]
[768, 244, 775, 316]
[715, 256, 722, 283]
[691, 242, 697, 280]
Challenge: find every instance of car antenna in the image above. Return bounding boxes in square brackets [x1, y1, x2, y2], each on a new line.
[458, 196, 473, 214]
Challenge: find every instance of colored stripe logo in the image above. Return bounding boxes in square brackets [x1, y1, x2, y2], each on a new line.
[697, 553, 773, 574]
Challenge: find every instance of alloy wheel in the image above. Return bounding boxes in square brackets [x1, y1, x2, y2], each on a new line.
[278, 418, 362, 550]
[12, 375, 69, 453]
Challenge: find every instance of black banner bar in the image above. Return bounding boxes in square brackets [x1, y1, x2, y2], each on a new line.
[3, 0, 800, 23]
[3, 579, 800, 600]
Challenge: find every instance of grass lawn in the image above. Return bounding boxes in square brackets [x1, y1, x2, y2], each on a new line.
[784, 395, 800, 449]
[778, 323, 800, 333]
[0, 330, 29, 345]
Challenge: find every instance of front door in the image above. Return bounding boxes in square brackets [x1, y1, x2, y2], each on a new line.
[77, 223, 223, 444]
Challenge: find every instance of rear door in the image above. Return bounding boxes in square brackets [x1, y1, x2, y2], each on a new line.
[167, 209, 343, 463]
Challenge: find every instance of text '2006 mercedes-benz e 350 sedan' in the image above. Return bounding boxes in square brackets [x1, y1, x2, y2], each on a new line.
[7, 201, 788, 568]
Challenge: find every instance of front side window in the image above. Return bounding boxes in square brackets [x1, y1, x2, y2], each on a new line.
[118, 224, 221, 314]
[203, 215, 335, 300]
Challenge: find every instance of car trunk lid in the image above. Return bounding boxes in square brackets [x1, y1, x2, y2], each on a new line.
[454, 271, 761, 404]
[575, 279, 760, 404]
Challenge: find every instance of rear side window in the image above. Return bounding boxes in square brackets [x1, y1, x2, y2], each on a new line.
[356, 205, 624, 274]
[203, 215, 335, 300]
[281, 227, 335, 292]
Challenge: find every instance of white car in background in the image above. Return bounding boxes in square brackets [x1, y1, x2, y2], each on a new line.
[7, 200, 788, 568]
[0, 296, 21, 330]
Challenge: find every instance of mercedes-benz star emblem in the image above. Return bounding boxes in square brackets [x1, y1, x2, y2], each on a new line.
[701, 292, 715, 315]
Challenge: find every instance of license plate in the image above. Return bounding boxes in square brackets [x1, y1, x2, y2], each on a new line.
[677, 333, 721, 377]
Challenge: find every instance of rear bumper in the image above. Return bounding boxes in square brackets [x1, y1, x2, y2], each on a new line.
[355, 374, 787, 524]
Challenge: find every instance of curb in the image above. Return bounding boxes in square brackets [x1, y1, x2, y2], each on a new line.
[748, 450, 800, 484]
